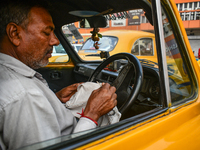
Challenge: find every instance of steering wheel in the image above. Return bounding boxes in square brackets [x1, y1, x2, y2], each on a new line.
[88, 53, 143, 115]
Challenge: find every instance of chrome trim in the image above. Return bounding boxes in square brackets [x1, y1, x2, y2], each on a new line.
[152, 0, 172, 107]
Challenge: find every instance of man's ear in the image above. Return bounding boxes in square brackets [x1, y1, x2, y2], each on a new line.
[6, 23, 21, 46]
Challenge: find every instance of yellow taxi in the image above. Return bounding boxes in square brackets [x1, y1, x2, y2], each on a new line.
[78, 30, 157, 62]
[17, 0, 200, 149]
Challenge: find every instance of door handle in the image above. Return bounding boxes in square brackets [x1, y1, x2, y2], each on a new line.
[50, 71, 62, 80]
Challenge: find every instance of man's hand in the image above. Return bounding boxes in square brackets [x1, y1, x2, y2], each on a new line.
[56, 83, 82, 103]
[83, 83, 117, 122]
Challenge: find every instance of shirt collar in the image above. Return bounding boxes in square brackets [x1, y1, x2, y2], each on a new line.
[0, 53, 36, 77]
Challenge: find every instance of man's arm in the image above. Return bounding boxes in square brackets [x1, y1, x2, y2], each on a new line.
[2, 90, 75, 150]
[57, 83, 117, 126]
[56, 83, 82, 103]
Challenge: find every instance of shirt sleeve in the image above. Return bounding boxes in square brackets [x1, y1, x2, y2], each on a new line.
[73, 117, 97, 133]
[2, 89, 74, 150]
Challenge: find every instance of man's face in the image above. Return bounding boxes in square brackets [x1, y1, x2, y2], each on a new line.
[18, 7, 59, 69]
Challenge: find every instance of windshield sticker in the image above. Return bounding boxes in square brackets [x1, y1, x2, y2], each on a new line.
[68, 24, 83, 40]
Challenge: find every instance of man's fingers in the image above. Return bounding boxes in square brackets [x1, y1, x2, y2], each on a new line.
[101, 83, 116, 92]
[110, 85, 116, 93]
[114, 99, 117, 106]
[112, 93, 117, 100]
[112, 93, 117, 106]
[101, 82, 111, 88]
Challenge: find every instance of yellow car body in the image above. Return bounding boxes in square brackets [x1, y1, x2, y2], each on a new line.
[49, 55, 69, 63]
[197, 59, 200, 66]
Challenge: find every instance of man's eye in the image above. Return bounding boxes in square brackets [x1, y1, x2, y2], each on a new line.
[44, 32, 50, 36]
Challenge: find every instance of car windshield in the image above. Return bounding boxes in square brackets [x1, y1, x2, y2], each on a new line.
[60, 14, 157, 62]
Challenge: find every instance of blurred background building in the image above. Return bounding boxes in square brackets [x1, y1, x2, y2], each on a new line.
[175, 0, 200, 56]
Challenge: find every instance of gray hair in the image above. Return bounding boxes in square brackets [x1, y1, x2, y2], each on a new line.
[0, 0, 50, 42]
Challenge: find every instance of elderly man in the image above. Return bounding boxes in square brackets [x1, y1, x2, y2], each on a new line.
[0, 0, 117, 149]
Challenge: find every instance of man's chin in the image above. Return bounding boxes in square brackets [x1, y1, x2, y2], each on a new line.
[33, 61, 49, 69]
[40, 61, 49, 67]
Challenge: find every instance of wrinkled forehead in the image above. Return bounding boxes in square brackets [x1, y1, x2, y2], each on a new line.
[28, 7, 52, 23]
[28, 7, 54, 28]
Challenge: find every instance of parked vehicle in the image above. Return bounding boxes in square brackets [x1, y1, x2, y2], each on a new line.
[16, 0, 200, 149]
[49, 44, 69, 62]
[49, 43, 82, 63]
[72, 43, 83, 52]
[78, 30, 157, 62]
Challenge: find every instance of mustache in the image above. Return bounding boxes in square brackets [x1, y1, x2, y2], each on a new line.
[46, 48, 53, 54]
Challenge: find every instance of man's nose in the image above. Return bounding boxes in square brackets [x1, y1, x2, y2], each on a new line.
[50, 33, 60, 46]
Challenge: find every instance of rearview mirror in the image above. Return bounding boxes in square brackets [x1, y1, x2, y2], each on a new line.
[69, 10, 107, 28]
[80, 16, 107, 28]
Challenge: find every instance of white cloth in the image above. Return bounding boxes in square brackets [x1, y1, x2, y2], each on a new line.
[66, 82, 121, 126]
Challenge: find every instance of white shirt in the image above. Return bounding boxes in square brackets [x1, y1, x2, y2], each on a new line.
[0, 53, 96, 150]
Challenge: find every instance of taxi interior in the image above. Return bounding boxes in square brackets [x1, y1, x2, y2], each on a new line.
[25, 0, 198, 149]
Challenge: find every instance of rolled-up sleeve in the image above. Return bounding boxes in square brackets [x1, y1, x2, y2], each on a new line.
[73, 117, 97, 133]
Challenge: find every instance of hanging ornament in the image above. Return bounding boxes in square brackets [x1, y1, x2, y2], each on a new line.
[90, 28, 102, 49]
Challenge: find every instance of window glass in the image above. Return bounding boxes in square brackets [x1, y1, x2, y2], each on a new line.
[194, 2, 197, 8]
[179, 3, 183, 11]
[49, 24, 85, 63]
[131, 40, 139, 55]
[60, 9, 157, 62]
[131, 38, 153, 56]
[140, 38, 153, 56]
[189, 2, 192, 8]
[162, 8, 193, 105]
[184, 3, 187, 9]
[81, 36, 118, 52]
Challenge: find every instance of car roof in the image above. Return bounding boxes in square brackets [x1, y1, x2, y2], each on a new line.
[101, 30, 155, 38]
